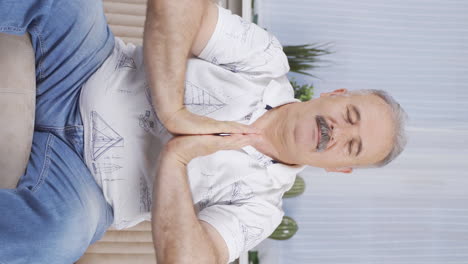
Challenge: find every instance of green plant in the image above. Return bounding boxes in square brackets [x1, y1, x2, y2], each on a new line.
[252, 0, 259, 25]
[290, 79, 314, 102]
[269, 216, 299, 240]
[283, 175, 306, 198]
[248, 251, 260, 264]
[283, 43, 332, 77]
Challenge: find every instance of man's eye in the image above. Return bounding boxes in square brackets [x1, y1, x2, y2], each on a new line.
[348, 140, 353, 155]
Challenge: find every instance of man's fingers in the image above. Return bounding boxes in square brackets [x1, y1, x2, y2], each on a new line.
[215, 134, 259, 151]
[163, 109, 260, 135]
[193, 117, 260, 135]
[216, 121, 260, 135]
[165, 134, 260, 164]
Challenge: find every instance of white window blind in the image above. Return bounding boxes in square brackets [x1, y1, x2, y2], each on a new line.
[255, 0, 468, 263]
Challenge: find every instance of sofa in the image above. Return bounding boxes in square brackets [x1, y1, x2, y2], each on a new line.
[0, 32, 35, 190]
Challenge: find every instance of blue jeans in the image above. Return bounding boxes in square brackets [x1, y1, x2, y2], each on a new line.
[0, 0, 115, 263]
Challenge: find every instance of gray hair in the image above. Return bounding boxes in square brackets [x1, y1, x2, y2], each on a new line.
[347, 89, 408, 168]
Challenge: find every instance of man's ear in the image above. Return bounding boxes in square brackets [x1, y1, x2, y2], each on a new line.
[320, 88, 348, 98]
[325, 167, 353, 174]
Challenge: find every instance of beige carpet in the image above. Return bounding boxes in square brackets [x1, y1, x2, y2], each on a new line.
[77, 0, 155, 263]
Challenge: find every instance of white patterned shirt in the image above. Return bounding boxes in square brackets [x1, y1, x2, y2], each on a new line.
[79, 6, 305, 262]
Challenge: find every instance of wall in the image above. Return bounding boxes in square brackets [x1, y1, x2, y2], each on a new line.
[255, 0, 468, 263]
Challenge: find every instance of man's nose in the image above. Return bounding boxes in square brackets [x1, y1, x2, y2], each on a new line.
[331, 122, 358, 142]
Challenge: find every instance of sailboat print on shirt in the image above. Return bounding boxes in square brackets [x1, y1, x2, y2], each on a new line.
[91, 111, 124, 161]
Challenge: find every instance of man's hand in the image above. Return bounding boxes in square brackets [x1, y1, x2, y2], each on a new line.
[164, 108, 259, 136]
[164, 133, 260, 165]
[144, 0, 257, 135]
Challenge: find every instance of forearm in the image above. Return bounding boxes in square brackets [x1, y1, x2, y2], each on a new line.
[152, 153, 218, 264]
[143, 0, 209, 126]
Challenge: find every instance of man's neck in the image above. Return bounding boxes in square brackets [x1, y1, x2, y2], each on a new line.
[251, 104, 291, 164]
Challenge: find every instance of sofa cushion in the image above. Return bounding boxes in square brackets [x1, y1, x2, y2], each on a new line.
[0, 33, 35, 189]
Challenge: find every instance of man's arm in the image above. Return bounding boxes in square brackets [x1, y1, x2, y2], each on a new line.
[152, 135, 255, 263]
[143, 0, 209, 124]
[144, 0, 254, 135]
[152, 154, 227, 264]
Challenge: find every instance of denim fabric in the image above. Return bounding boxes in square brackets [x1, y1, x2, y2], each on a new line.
[0, 0, 115, 263]
[0, 132, 114, 264]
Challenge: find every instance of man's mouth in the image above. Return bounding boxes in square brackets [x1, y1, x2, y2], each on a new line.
[315, 115, 331, 152]
[315, 118, 321, 151]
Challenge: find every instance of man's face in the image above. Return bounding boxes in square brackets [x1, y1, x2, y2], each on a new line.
[279, 89, 395, 172]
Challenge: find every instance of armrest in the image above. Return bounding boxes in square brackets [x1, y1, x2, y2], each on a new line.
[0, 33, 36, 189]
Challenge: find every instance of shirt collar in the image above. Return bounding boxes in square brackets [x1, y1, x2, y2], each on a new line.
[242, 79, 301, 168]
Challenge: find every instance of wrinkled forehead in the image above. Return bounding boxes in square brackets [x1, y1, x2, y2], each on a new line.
[350, 93, 395, 166]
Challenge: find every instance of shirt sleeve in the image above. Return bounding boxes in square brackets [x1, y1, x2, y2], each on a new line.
[198, 5, 290, 78]
[197, 198, 284, 263]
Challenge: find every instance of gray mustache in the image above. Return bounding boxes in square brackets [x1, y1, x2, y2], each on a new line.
[316, 115, 330, 152]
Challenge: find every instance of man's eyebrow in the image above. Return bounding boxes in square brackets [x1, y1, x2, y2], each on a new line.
[351, 104, 360, 122]
[351, 105, 362, 157]
[356, 139, 362, 156]
[351, 104, 362, 156]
